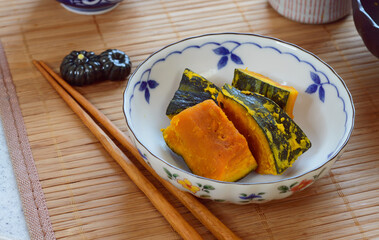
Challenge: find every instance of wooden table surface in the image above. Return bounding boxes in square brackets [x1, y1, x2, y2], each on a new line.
[1, 0, 378, 239]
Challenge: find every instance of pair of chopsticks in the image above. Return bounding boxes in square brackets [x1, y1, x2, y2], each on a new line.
[33, 60, 240, 240]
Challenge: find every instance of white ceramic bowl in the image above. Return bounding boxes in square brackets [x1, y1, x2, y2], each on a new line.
[123, 33, 354, 204]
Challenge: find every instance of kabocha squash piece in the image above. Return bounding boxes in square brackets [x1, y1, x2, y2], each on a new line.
[232, 68, 298, 118]
[60, 50, 103, 86]
[99, 49, 132, 81]
[166, 68, 220, 119]
[217, 84, 311, 175]
[162, 100, 257, 182]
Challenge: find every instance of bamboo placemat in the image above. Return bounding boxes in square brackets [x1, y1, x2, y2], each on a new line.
[1, 0, 378, 239]
[0, 43, 55, 240]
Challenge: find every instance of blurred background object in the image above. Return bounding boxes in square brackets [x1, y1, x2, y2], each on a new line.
[268, 0, 351, 24]
[352, 0, 379, 58]
[56, 0, 123, 15]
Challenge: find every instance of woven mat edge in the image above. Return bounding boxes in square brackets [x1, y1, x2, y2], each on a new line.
[0, 42, 55, 240]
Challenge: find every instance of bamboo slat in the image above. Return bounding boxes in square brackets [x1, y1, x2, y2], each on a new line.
[1, 0, 378, 239]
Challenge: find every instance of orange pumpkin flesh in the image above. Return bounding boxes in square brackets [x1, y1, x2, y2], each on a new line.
[217, 91, 277, 175]
[162, 99, 257, 182]
[217, 84, 311, 175]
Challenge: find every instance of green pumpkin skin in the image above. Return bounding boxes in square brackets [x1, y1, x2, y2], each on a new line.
[219, 84, 311, 175]
[99, 49, 132, 81]
[60, 50, 103, 86]
[166, 68, 220, 118]
[232, 68, 290, 110]
[232, 68, 298, 118]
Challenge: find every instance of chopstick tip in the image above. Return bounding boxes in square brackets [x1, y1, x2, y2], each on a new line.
[32, 59, 40, 66]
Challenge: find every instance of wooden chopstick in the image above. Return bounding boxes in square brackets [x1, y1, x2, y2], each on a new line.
[34, 60, 241, 240]
[33, 60, 241, 240]
[32, 60, 203, 240]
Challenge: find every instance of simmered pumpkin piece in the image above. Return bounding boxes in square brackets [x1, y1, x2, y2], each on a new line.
[162, 99, 257, 182]
[166, 68, 220, 119]
[232, 68, 298, 118]
[218, 84, 311, 175]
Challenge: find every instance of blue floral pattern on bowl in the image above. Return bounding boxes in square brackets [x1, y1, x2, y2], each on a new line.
[213, 44, 244, 69]
[123, 33, 355, 204]
[129, 37, 349, 160]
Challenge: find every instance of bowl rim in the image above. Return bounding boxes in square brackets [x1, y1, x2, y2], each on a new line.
[123, 32, 355, 185]
[354, 0, 379, 28]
